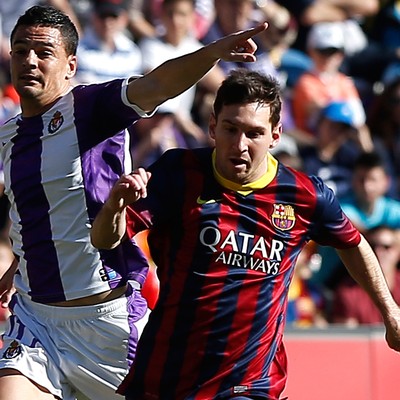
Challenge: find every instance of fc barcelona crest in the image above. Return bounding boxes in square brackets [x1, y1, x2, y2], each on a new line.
[48, 110, 64, 134]
[271, 203, 296, 231]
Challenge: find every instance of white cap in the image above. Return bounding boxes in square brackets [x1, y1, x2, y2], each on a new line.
[307, 22, 345, 50]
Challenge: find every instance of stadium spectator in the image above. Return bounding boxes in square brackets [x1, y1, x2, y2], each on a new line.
[300, 101, 372, 200]
[340, 151, 400, 232]
[125, 0, 214, 40]
[132, 0, 224, 168]
[362, 0, 400, 86]
[253, 1, 313, 89]
[291, 22, 368, 138]
[367, 76, 400, 197]
[300, 102, 374, 294]
[201, 0, 278, 78]
[0, 0, 82, 67]
[273, 0, 379, 54]
[75, 0, 143, 84]
[0, 69, 19, 125]
[287, 242, 328, 328]
[332, 225, 400, 326]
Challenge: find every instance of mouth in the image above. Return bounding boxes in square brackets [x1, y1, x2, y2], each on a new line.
[19, 74, 40, 85]
[230, 157, 248, 170]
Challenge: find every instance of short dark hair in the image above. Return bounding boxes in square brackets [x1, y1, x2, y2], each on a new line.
[213, 69, 282, 128]
[10, 5, 79, 56]
[354, 151, 386, 171]
[162, 0, 195, 7]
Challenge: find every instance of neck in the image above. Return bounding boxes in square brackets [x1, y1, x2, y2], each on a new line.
[356, 196, 375, 215]
[21, 86, 71, 117]
[164, 32, 185, 47]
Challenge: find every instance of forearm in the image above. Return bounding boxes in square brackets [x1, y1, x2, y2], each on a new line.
[355, 125, 374, 152]
[128, 44, 221, 113]
[324, 0, 379, 16]
[300, 0, 378, 25]
[337, 235, 398, 321]
[91, 203, 127, 250]
[127, 23, 267, 112]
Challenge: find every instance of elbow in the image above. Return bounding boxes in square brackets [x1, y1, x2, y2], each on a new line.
[90, 233, 119, 250]
[90, 234, 104, 249]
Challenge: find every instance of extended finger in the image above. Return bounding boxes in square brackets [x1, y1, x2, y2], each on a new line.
[235, 22, 268, 41]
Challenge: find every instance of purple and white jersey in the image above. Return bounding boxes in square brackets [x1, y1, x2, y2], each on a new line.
[0, 79, 149, 303]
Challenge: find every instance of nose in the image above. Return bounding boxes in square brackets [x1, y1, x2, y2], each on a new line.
[23, 49, 38, 68]
[234, 132, 248, 152]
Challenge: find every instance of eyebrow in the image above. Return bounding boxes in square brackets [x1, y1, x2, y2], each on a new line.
[12, 38, 56, 48]
[222, 119, 266, 131]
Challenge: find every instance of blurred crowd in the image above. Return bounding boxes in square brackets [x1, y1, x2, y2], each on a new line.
[2, 0, 400, 329]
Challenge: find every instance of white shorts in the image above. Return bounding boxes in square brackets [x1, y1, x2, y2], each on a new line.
[0, 287, 149, 400]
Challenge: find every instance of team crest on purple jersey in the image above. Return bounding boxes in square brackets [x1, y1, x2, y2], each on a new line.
[48, 111, 64, 134]
[3, 340, 22, 359]
[271, 203, 296, 231]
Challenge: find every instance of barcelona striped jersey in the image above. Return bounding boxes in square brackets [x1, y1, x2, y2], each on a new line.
[119, 147, 361, 400]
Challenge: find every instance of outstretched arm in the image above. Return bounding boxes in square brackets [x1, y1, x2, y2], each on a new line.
[127, 23, 268, 113]
[91, 169, 151, 250]
[336, 235, 400, 351]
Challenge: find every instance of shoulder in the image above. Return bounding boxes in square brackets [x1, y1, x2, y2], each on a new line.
[115, 33, 140, 52]
[71, 79, 127, 107]
[292, 73, 320, 97]
[381, 197, 400, 220]
[72, 79, 124, 93]
[294, 72, 317, 86]
[278, 163, 324, 191]
[382, 196, 400, 208]
[179, 36, 202, 51]
[139, 36, 162, 48]
[0, 114, 20, 143]
[274, 164, 337, 212]
[337, 73, 358, 90]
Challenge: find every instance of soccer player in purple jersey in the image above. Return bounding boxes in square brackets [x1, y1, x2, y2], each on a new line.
[0, 4, 267, 400]
[92, 69, 400, 400]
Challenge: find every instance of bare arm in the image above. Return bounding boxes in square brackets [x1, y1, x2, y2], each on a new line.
[127, 23, 268, 112]
[323, 0, 379, 16]
[0, 257, 18, 309]
[91, 169, 151, 250]
[336, 235, 400, 351]
[300, 0, 378, 25]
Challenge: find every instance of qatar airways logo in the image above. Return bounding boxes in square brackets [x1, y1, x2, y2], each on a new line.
[199, 226, 284, 275]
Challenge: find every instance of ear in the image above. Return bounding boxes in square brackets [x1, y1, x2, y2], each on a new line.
[269, 123, 282, 149]
[209, 113, 217, 140]
[65, 55, 78, 80]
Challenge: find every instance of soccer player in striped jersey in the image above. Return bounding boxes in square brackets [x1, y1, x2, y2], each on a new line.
[0, 5, 267, 400]
[92, 69, 400, 400]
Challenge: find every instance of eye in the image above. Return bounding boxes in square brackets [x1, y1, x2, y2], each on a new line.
[12, 48, 27, 56]
[223, 125, 238, 134]
[246, 130, 262, 139]
[37, 49, 54, 58]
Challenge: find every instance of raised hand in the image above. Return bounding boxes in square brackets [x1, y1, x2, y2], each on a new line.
[211, 22, 268, 63]
[108, 168, 152, 212]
